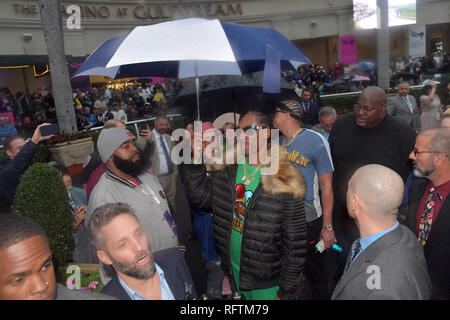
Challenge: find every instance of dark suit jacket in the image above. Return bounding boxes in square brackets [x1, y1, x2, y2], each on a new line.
[406, 177, 450, 299]
[301, 100, 319, 128]
[331, 224, 431, 300]
[101, 247, 197, 300]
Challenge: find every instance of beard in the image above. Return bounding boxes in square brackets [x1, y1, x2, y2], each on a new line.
[110, 250, 156, 280]
[113, 146, 151, 177]
[413, 161, 435, 178]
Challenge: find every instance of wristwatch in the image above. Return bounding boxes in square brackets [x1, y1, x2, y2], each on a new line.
[323, 225, 333, 231]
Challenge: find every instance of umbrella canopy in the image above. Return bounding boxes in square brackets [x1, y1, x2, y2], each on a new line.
[355, 61, 376, 72]
[390, 72, 420, 80]
[73, 18, 311, 119]
[171, 72, 296, 121]
[73, 18, 311, 80]
[176, 71, 292, 96]
[351, 75, 371, 81]
[330, 79, 346, 86]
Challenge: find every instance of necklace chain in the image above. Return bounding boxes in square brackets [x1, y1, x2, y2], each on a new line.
[242, 159, 261, 186]
[281, 128, 304, 148]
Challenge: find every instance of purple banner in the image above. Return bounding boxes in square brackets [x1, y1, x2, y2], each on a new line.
[340, 35, 357, 66]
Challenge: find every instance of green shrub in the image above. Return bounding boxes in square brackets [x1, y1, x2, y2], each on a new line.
[32, 144, 51, 164]
[88, 130, 101, 146]
[11, 163, 74, 280]
[320, 93, 359, 113]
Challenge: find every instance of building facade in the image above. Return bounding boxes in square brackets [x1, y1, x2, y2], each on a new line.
[0, 0, 448, 94]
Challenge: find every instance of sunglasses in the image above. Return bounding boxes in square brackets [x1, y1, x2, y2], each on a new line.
[238, 125, 267, 135]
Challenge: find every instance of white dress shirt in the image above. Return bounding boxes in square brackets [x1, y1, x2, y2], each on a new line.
[153, 129, 170, 175]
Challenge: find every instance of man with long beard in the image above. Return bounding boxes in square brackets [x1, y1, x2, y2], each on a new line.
[86, 128, 179, 285]
[88, 203, 196, 300]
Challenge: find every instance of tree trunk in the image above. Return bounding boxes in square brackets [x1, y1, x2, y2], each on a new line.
[38, 0, 78, 133]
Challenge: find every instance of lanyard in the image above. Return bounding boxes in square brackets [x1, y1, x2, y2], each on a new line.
[136, 182, 161, 206]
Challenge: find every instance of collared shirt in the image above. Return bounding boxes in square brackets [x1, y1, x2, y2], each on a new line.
[117, 263, 175, 300]
[402, 95, 414, 113]
[320, 128, 330, 140]
[301, 101, 310, 113]
[354, 221, 399, 261]
[152, 129, 170, 175]
[415, 179, 450, 236]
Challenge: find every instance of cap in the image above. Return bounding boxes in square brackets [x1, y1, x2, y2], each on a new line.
[213, 112, 240, 130]
[97, 128, 136, 163]
[276, 99, 304, 121]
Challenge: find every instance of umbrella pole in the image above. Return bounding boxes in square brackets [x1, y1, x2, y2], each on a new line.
[196, 77, 200, 121]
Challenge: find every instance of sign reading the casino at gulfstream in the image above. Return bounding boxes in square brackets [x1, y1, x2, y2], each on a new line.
[12, 2, 243, 20]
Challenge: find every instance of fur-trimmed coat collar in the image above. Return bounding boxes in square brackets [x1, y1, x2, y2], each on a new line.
[209, 144, 306, 199]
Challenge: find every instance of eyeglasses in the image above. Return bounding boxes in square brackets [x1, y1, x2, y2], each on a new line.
[412, 148, 443, 157]
[238, 125, 267, 135]
[354, 104, 377, 113]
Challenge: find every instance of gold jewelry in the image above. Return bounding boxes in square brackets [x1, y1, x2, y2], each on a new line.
[281, 128, 304, 148]
[241, 160, 261, 186]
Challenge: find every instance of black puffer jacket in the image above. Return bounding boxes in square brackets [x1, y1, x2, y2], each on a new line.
[181, 151, 307, 299]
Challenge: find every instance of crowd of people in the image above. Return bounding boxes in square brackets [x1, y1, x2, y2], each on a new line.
[391, 51, 450, 79]
[0, 77, 449, 301]
[0, 81, 180, 145]
[281, 52, 450, 98]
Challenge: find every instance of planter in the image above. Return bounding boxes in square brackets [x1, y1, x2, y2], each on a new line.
[48, 137, 94, 169]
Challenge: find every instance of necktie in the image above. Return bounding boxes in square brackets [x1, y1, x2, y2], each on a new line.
[403, 96, 414, 113]
[344, 239, 361, 272]
[305, 102, 309, 114]
[418, 187, 436, 246]
[160, 135, 172, 174]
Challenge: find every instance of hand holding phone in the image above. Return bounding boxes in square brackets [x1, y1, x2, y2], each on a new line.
[40, 123, 59, 137]
[32, 123, 57, 144]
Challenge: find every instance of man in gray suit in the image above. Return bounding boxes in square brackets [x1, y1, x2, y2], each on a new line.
[138, 113, 178, 207]
[331, 164, 431, 300]
[387, 81, 420, 131]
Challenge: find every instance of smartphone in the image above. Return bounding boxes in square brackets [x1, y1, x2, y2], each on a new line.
[40, 124, 59, 136]
[138, 122, 149, 132]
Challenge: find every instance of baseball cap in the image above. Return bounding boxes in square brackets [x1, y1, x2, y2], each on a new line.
[97, 127, 136, 163]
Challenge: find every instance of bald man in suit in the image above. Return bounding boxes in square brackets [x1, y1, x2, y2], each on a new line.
[332, 164, 431, 300]
[387, 82, 420, 131]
